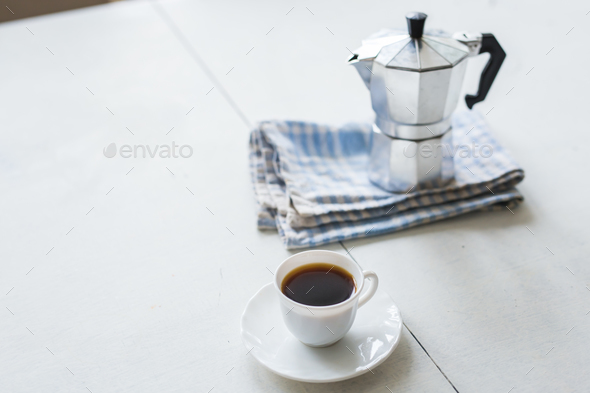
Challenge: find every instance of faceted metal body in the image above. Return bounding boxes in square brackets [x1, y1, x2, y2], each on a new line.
[369, 59, 467, 139]
[369, 125, 454, 192]
[349, 27, 479, 193]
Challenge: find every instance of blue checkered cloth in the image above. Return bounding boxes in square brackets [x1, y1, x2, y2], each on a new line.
[249, 110, 524, 250]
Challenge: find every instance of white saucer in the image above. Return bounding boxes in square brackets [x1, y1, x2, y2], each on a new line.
[240, 283, 403, 383]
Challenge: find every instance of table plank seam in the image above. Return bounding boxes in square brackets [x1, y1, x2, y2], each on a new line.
[339, 241, 461, 392]
[150, 0, 252, 128]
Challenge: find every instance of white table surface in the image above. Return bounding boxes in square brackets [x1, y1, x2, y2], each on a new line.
[1, 1, 588, 392]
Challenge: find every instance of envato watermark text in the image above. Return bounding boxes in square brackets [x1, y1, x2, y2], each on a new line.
[103, 142, 193, 158]
[404, 142, 493, 158]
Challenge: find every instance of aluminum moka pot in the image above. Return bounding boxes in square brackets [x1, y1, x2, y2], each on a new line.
[349, 12, 505, 192]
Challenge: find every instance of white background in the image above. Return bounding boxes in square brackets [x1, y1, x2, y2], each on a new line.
[0, 0, 589, 392]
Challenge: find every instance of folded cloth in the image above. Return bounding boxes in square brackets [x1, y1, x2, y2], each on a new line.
[249, 110, 524, 250]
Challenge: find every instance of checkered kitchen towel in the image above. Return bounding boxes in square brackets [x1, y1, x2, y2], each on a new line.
[249, 110, 524, 250]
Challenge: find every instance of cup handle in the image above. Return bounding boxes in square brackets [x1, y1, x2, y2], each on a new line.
[358, 270, 379, 308]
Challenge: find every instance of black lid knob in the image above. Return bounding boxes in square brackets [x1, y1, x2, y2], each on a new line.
[406, 12, 427, 38]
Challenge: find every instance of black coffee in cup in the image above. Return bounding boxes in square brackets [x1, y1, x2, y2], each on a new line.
[281, 263, 356, 306]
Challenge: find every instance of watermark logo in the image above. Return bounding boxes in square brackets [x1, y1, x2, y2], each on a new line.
[403, 142, 493, 158]
[103, 143, 117, 158]
[103, 142, 193, 158]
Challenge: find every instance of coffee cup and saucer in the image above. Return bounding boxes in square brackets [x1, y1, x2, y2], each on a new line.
[240, 250, 403, 383]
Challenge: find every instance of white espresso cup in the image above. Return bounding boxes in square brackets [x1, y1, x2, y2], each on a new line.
[274, 250, 379, 347]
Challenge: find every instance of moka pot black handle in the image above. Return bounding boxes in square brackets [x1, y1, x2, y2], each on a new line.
[465, 33, 506, 109]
